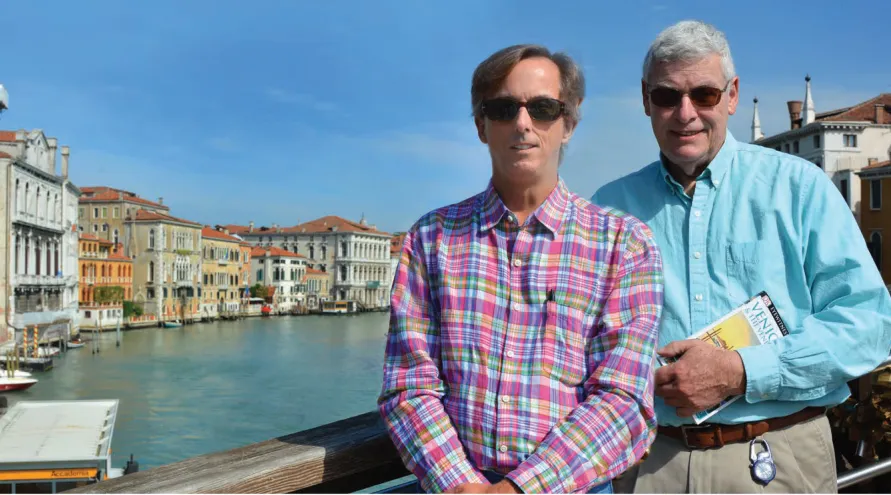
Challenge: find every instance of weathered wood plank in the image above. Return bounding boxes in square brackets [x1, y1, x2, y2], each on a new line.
[65, 411, 410, 494]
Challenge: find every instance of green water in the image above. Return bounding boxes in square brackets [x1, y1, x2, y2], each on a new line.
[3, 314, 390, 471]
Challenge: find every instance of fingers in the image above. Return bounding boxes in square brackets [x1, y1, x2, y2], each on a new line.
[657, 339, 697, 357]
[655, 365, 676, 386]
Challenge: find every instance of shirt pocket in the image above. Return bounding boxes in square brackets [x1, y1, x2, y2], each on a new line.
[542, 300, 587, 386]
[724, 241, 768, 300]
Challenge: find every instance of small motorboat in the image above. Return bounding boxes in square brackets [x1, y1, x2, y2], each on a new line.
[0, 376, 38, 392]
[68, 339, 86, 348]
[2, 369, 32, 378]
[163, 321, 183, 328]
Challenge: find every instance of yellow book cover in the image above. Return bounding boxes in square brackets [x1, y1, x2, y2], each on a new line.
[659, 291, 790, 424]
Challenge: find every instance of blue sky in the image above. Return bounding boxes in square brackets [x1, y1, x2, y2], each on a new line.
[3, 0, 889, 234]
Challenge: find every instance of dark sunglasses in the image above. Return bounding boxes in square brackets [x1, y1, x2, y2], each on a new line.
[481, 97, 565, 122]
[647, 81, 731, 108]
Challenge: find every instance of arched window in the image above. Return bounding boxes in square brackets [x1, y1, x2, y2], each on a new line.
[24, 183, 30, 214]
[869, 232, 882, 271]
[149, 229, 155, 249]
[149, 261, 155, 282]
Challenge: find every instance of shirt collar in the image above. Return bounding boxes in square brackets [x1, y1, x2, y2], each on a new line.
[478, 177, 569, 235]
[658, 130, 738, 190]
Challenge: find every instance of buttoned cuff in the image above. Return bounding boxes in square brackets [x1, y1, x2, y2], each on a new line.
[422, 452, 488, 493]
[736, 346, 781, 403]
[506, 450, 573, 494]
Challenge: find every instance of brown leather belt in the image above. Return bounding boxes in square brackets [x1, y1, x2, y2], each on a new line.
[658, 406, 825, 449]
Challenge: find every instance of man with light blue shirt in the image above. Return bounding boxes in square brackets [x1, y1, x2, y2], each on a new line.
[592, 20, 891, 493]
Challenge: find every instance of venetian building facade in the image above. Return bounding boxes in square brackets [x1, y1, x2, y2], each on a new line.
[78, 186, 168, 245]
[1, 129, 80, 343]
[250, 246, 307, 313]
[200, 226, 246, 318]
[227, 215, 392, 308]
[125, 210, 202, 322]
[78, 234, 132, 330]
[752, 78, 891, 223]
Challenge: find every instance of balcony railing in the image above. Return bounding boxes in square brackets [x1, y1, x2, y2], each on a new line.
[13, 211, 65, 232]
[14, 274, 68, 286]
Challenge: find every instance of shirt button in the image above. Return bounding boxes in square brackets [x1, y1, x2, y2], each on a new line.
[499, 445, 508, 453]
[512, 302, 521, 311]
[507, 214, 515, 223]
[501, 396, 511, 404]
[506, 350, 515, 358]
[695, 294, 703, 302]
[513, 258, 522, 267]
[694, 252, 702, 259]
[694, 210, 702, 217]
[714, 180, 721, 186]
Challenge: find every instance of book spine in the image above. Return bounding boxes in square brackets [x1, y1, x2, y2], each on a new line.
[757, 291, 790, 337]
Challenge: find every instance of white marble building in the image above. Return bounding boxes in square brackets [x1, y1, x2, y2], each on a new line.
[226, 215, 393, 309]
[1, 129, 81, 343]
[250, 246, 307, 313]
[752, 77, 891, 222]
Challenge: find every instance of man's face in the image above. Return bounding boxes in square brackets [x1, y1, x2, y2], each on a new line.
[475, 57, 575, 186]
[642, 54, 738, 175]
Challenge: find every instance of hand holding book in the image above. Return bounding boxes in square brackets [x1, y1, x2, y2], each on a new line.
[655, 291, 789, 424]
[655, 339, 747, 419]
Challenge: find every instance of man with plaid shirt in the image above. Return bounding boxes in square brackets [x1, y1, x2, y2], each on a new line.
[378, 44, 665, 494]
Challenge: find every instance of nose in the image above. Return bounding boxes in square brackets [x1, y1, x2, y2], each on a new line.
[675, 95, 698, 123]
[514, 106, 533, 132]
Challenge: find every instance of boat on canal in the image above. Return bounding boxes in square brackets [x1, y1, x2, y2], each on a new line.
[0, 375, 38, 392]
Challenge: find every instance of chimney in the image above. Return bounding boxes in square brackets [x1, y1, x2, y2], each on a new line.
[223, 228, 229, 235]
[868, 158, 878, 166]
[158, 197, 164, 205]
[48, 138, 59, 173]
[787, 101, 802, 129]
[60, 145, 70, 178]
[249, 221, 254, 233]
[876, 104, 886, 124]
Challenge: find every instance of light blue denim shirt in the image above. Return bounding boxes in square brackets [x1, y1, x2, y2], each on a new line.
[591, 131, 891, 426]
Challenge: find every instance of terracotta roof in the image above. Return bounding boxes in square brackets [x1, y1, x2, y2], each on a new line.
[306, 268, 327, 275]
[201, 226, 242, 243]
[79, 233, 113, 244]
[818, 94, 891, 124]
[218, 224, 252, 235]
[79, 186, 169, 210]
[250, 246, 306, 259]
[0, 131, 17, 142]
[286, 215, 391, 236]
[108, 245, 132, 261]
[863, 159, 891, 171]
[132, 209, 201, 226]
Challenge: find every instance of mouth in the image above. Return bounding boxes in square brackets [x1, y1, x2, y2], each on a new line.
[510, 143, 538, 151]
[672, 130, 704, 138]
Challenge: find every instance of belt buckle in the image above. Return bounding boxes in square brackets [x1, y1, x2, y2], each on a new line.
[680, 424, 712, 449]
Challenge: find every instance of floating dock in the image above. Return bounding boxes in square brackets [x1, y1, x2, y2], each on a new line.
[0, 400, 122, 493]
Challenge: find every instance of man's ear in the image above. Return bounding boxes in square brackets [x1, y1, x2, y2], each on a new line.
[475, 116, 488, 144]
[561, 98, 583, 144]
[641, 80, 651, 117]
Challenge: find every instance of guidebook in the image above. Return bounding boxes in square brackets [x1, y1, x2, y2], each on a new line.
[658, 291, 790, 424]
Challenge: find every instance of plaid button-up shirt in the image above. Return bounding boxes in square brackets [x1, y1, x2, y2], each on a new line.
[379, 178, 664, 493]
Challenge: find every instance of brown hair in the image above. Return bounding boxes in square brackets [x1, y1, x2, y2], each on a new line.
[471, 44, 585, 129]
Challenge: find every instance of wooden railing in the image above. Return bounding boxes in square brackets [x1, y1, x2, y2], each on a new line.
[65, 355, 891, 494]
[65, 411, 409, 494]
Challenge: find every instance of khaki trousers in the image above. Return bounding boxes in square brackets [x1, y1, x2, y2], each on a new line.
[621, 415, 837, 493]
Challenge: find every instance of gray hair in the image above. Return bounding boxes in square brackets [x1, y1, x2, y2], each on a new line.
[642, 20, 736, 84]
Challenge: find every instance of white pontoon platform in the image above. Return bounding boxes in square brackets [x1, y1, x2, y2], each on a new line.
[0, 400, 119, 493]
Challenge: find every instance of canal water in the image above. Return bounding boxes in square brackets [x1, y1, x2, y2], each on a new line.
[4, 314, 390, 471]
